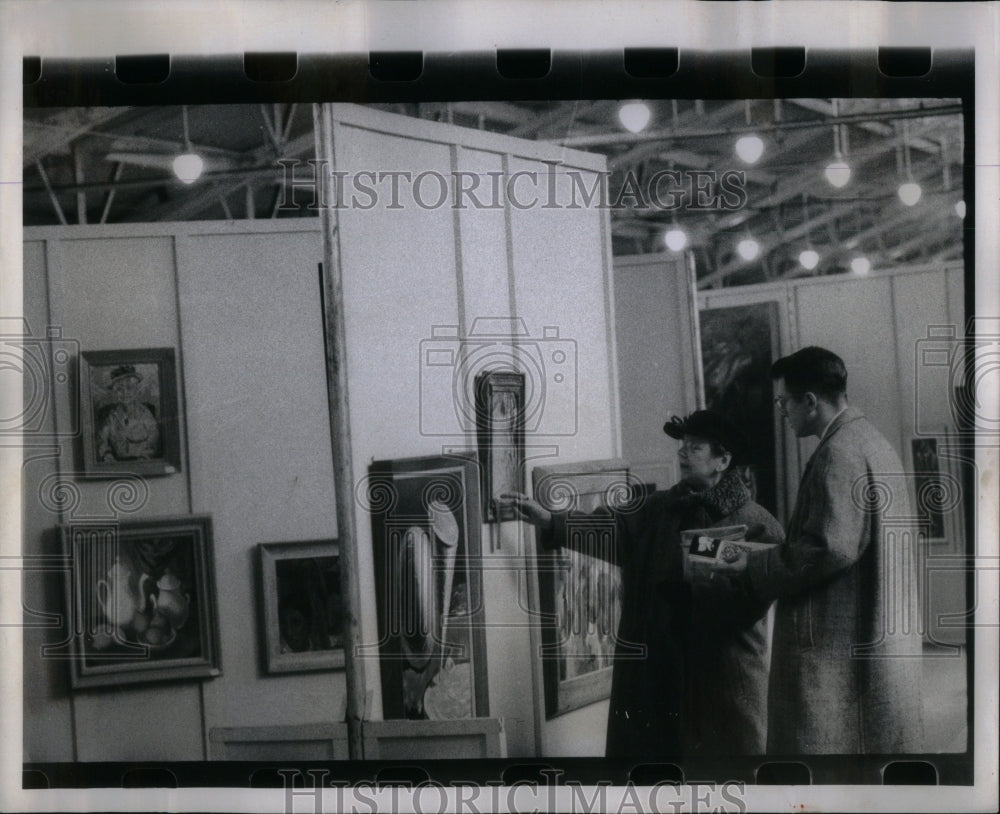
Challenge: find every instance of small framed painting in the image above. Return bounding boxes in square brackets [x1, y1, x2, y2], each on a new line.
[258, 540, 345, 674]
[474, 371, 525, 523]
[60, 514, 221, 689]
[80, 347, 182, 476]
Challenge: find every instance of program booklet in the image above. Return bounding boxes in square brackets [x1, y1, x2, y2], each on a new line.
[680, 524, 778, 575]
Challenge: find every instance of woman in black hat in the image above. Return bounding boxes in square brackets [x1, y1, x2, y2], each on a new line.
[502, 409, 783, 760]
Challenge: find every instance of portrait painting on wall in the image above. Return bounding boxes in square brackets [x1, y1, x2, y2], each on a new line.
[366, 453, 489, 720]
[258, 540, 345, 674]
[80, 347, 182, 476]
[59, 514, 221, 689]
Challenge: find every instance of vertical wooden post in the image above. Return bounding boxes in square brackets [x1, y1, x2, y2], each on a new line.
[685, 249, 707, 410]
[313, 103, 366, 759]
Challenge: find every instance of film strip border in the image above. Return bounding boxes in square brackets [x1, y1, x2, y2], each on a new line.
[17, 47, 978, 793]
[21, 752, 971, 789]
[23, 48, 972, 106]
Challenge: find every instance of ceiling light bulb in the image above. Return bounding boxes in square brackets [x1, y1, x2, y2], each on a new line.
[799, 249, 820, 270]
[851, 257, 871, 276]
[737, 238, 760, 261]
[898, 181, 922, 207]
[824, 160, 851, 188]
[618, 102, 651, 134]
[735, 135, 765, 164]
[664, 228, 687, 252]
[172, 153, 204, 184]
[955, 200, 966, 218]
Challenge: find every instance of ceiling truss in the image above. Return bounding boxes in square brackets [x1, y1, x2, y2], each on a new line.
[23, 98, 965, 287]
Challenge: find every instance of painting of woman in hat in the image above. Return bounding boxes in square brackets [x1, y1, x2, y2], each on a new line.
[95, 363, 162, 462]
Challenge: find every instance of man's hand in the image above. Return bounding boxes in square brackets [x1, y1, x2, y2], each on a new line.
[497, 492, 553, 529]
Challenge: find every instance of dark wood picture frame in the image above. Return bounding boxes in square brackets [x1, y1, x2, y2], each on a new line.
[367, 452, 489, 720]
[257, 540, 345, 674]
[475, 371, 525, 523]
[531, 459, 633, 719]
[80, 347, 182, 476]
[59, 514, 221, 689]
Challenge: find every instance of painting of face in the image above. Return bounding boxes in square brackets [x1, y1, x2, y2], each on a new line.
[81, 348, 182, 476]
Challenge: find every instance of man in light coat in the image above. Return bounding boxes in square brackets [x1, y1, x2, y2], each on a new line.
[709, 346, 924, 754]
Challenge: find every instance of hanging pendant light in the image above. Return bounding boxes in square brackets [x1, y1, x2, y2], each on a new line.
[735, 135, 765, 164]
[737, 236, 760, 261]
[851, 256, 871, 276]
[824, 99, 852, 188]
[897, 121, 921, 206]
[173, 106, 205, 185]
[618, 101, 652, 134]
[664, 226, 688, 252]
[799, 249, 820, 270]
[798, 194, 820, 271]
[735, 100, 764, 164]
[898, 182, 922, 206]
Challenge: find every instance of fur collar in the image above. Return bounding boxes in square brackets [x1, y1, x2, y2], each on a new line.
[669, 467, 751, 519]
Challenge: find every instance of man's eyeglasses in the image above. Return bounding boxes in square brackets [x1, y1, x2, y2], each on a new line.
[773, 394, 799, 415]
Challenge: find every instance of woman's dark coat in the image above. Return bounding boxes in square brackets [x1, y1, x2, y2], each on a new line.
[544, 468, 785, 759]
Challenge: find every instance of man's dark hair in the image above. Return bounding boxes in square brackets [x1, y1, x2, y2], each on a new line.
[770, 346, 847, 401]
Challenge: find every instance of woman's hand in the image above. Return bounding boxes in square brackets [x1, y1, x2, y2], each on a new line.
[497, 492, 553, 529]
[712, 543, 750, 574]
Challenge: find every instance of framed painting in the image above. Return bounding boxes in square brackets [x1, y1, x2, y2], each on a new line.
[59, 514, 221, 689]
[698, 301, 782, 516]
[257, 540, 345, 674]
[80, 347, 182, 476]
[908, 430, 965, 549]
[367, 452, 488, 720]
[531, 459, 637, 719]
[474, 371, 525, 523]
[906, 429, 968, 648]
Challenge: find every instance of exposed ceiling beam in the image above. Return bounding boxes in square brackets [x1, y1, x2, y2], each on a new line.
[554, 103, 962, 148]
[34, 160, 68, 225]
[605, 100, 745, 169]
[887, 221, 960, 262]
[799, 198, 952, 277]
[700, 202, 847, 287]
[785, 98, 955, 156]
[719, 117, 947, 231]
[509, 100, 608, 139]
[22, 108, 134, 165]
[121, 130, 317, 221]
